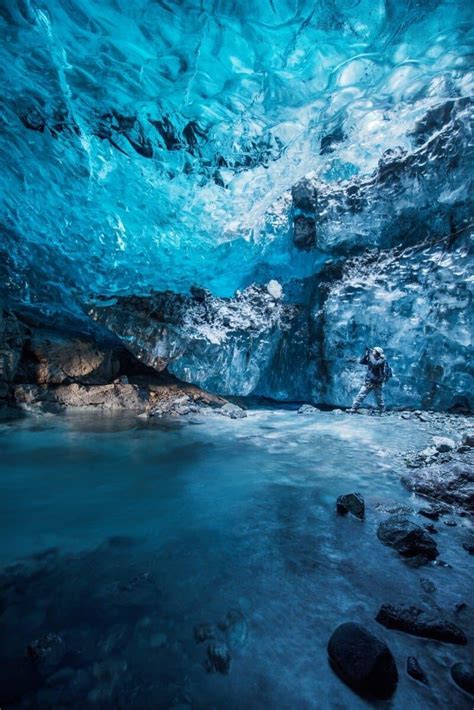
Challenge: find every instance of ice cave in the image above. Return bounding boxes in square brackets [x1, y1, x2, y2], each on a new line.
[0, 0, 473, 707]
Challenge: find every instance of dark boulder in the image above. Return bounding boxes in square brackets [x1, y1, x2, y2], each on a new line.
[462, 542, 474, 555]
[401, 462, 474, 514]
[377, 516, 438, 564]
[461, 431, 474, 448]
[327, 622, 398, 699]
[418, 504, 449, 520]
[376, 604, 467, 644]
[451, 662, 474, 695]
[206, 642, 231, 674]
[336, 493, 365, 520]
[406, 656, 429, 685]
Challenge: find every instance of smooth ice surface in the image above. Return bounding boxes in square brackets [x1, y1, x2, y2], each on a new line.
[1, 0, 473, 301]
[1, 410, 473, 707]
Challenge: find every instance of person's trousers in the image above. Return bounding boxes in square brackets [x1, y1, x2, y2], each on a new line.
[352, 382, 385, 412]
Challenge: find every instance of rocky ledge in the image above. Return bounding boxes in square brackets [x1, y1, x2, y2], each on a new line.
[0, 306, 229, 417]
[402, 431, 474, 515]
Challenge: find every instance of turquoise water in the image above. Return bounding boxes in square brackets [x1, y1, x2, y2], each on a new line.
[0, 410, 472, 708]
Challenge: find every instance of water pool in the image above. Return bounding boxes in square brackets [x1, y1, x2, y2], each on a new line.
[0, 409, 472, 708]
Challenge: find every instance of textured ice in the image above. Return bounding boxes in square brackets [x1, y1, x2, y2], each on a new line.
[316, 233, 474, 410]
[1, 0, 473, 302]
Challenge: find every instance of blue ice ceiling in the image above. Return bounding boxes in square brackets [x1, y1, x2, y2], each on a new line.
[0, 0, 472, 302]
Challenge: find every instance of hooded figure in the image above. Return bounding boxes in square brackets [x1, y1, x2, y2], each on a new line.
[349, 346, 392, 414]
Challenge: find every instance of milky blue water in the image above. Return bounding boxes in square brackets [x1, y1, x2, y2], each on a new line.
[1, 410, 472, 708]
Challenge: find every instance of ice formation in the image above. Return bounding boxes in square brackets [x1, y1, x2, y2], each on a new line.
[0, 0, 473, 408]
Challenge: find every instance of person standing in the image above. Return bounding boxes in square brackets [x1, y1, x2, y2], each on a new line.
[349, 346, 392, 414]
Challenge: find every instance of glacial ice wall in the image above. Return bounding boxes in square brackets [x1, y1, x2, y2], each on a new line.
[1, 0, 473, 302]
[1, 0, 473, 409]
[315, 234, 474, 411]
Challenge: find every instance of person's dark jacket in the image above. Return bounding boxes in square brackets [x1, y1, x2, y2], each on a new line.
[359, 351, 392, 385]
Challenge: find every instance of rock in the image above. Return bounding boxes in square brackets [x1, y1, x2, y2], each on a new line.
[219, 402, 247, 419]
[423, 524, 438, 535]
[401, 462, 474, 514]
[451, 663, 474, 696]
[377, 516, 438, 564]
[297, 404, 319, 414]
[0, 308, 29, 388]
[418, 504, 449, 520]
[462, 542, 474, 555]
[327, 622, 398, 699]
[432, 436, 455, 453]
[444, 519, 457, 527]
[336, 493, 365, 521]
[406, 656, 429, 685]
[20, 328, 121, 385]
[194, 623, 216, 644]
[14, 382, 150, 413]
[375, 605, 467, 644]
[461, 431, 474, 447]
[206, 643, 231, 674]
[13, 376, 225, 416]
[454, 603, 467, 614]
[266, 280, 282, 300]
[27, 633, 66, 675]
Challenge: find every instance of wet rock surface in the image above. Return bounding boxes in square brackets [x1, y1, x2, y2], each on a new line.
[327, 622, 398, 698]
[451, 662, 474, 696]
[376, 604, 467, 644]
[13, 376, 225, 417]
[406, 656, 429, 685]
[336, 493, 365, 520]
[401, 461, 474, 514]
[0, 307, 228, 417]
[377, 515, 438, 564]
